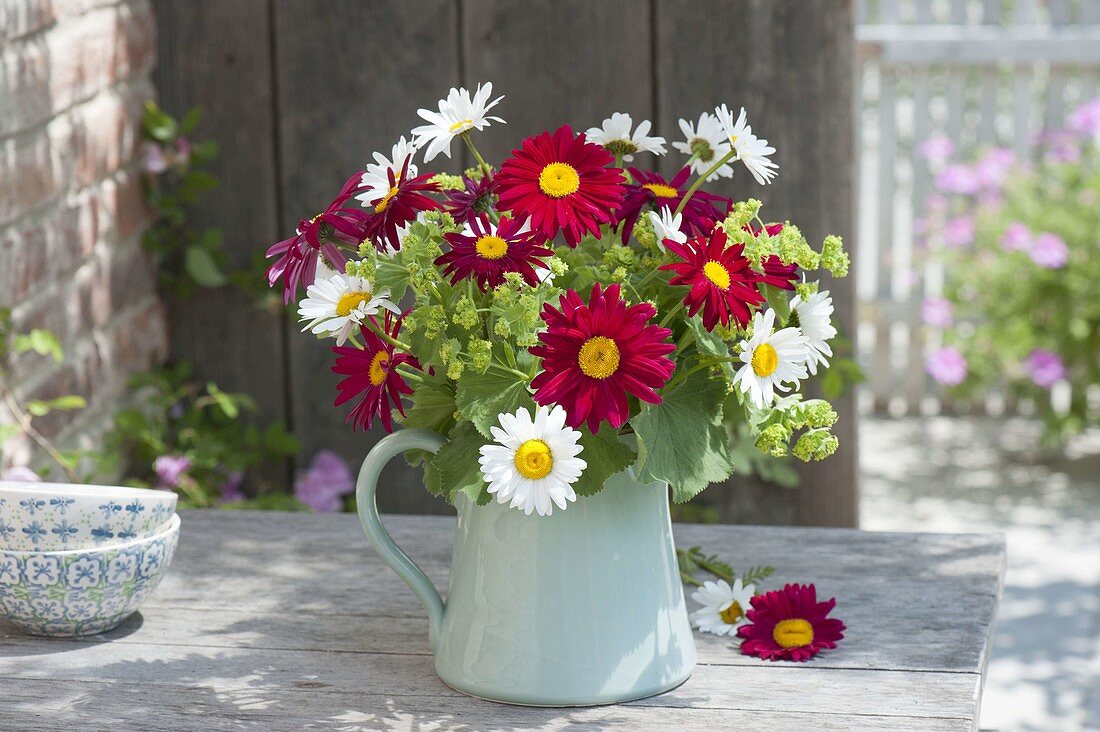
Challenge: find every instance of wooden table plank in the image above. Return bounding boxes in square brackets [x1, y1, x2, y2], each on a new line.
[0, 510, 1004, 730]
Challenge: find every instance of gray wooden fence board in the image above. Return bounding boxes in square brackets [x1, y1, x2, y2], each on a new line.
[151, 0, 290, 487]
[0, 510, 1001, 729]
[655, 0, 859, 526]
[271, 0, 461, 514]
[461, 0, 654, 164]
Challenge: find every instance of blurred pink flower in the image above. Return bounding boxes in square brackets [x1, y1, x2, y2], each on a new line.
[295, 449, 354, 512]
[1030, 233, 1069, 268]
[1041, 130, 1082, 164]
[973, 147, 1014, 189]
[154, 455, 191, 489]
[1001, 222, 1031, 251]
[141, 142, 169, 175]
[0, 466, 40, 482]
[926, 346, 968, 386]
[1025, 349, 1066, 388]
[219, 471, 246, 503]
[935, 164, 980, 195]
[942, 216, 975, 248]
[918, 134, 955, 166]
[1067, 97, 1100, 140]
[921, 297, 953, 328]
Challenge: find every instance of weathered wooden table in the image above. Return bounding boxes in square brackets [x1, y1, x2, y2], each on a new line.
[0, 510, 1004, 730]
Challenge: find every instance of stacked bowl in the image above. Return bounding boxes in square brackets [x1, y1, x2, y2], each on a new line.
[0, 481, 180, 637]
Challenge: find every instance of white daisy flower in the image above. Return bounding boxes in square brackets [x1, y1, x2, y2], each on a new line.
[790, 290, 837, 376]
[733, 309, 810, 408]
[690, 579, 756, 636]
[672, 112, 734, 180]
[478, 405, 587, 517]
[646, 206, 687, 251]
[356, 136, 419, 209]
[585, 112, 666, 161]
[714, 104, 779, 185]
[297, 270, 400, 346]
[410, 82, 505, 163]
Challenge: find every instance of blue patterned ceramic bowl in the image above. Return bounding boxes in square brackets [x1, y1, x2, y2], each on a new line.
[0, 513, 179, 636]
[0, 481, 177, 551]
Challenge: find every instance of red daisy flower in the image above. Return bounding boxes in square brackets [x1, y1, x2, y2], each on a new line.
[266, 172, 369, 303]
[495, 126, 626, 247]
[737, 583, 846, 662]
[660, 227, 766, 330]
[360, 155, 440, 253]
[617, 166, 730, 243]
[332, 315, 419, 433]
[746, 222, 798, 290]
[529, 283, 676, 432]
[443, 173, 499, 225]
[435, 213, 554, 291]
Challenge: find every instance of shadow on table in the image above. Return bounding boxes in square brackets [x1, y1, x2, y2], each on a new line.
[0, 611, 145, 655]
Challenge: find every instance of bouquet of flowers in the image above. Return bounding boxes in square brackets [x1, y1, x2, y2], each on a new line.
[263, 83, 849, 517]
[918, 96, 1100, 443]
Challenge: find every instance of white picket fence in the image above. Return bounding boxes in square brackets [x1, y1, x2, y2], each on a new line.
[855, 0, 1100, 415]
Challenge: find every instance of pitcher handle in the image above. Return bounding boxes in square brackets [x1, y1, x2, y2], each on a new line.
[356, 428, 447, 651]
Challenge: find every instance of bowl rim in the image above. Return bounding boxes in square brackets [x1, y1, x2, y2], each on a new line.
[0, 480, 179, 504]
[0, 513, 180, 558]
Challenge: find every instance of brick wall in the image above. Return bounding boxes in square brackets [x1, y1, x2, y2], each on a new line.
[0, 0, 167, 470]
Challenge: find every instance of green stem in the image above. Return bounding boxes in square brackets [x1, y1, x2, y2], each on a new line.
[487, 361, 531, 381]
[462, 132, 492, 178]
[666, 355, 740, 389]
[674, 148, 738, 217]
[658, 301, 684, 329]
[1, 391, 80, 482]
[362, 319, 412, 352]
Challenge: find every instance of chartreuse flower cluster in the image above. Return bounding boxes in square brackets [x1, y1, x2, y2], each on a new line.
[264, 83, 849, 517]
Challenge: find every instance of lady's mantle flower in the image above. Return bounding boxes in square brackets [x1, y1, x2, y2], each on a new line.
[673, 112, 733, 180]
[691, 579, 756, 636]
[411, 83, 505, 162]
[1025, 348, 1066, 388]
[478, 405, 586, 517]
[297, 267, 400, 346]
[529, 283, 676, 432]
[585, 112, 666, 162]
[737, 583, 846, 661]
[496, 126, 626, 247]
[733, 309, 810, 408]
[790, 290, 836, 376]
[925, 346, 967, 386]
[715, 105, 778, 185]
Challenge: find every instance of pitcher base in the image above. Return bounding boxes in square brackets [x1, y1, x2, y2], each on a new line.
[436, 667, 693, 708]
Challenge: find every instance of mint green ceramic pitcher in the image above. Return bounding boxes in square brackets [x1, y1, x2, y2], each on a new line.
[356, 428, 696, 706]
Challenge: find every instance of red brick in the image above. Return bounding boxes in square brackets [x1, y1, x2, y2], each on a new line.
[0, 127, 63, 225]
[0, 0, 56, 43]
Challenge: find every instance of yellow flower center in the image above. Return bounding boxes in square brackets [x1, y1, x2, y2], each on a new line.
[448, 118, 474, 132]
[335, 291, 371, 317]
[604, 139, 639, 156]
[643, 183, 679, 199]
[751, 343, 779, 377]
[577, 336, 620, 379]
[514, 439, 553, 480]
[369, 351, 390, 386]
[538, 162, 580, 198]
[772, 618, 814, 649]
[702, 261, 731, 290]
[309, 212, 323, 224]
[720, 600, 744, 625]
[474, 235, 508, 260]
[374, 185, 399, 213]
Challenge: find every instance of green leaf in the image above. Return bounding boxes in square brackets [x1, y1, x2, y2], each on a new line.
[374, 259, 411, 304]
[572, 425, 635, 497]
[179, 106, 204, 135]
[15, 329, 63, 362]
[49, 395, 87, 411]
[400, 373, 457, 435]
[684, 315, 736, 381]
[142, 101, 178, 142]
[454, 370, 535, 439]
[185, 246, 228, 287]
[0, 423, 21, 447]
[25, 400, 51, 417]
[207, 383, 239, 418]
[429, 421, 489, 505]
[762, 284, 791, 324]
[632, 374, 735, 502]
